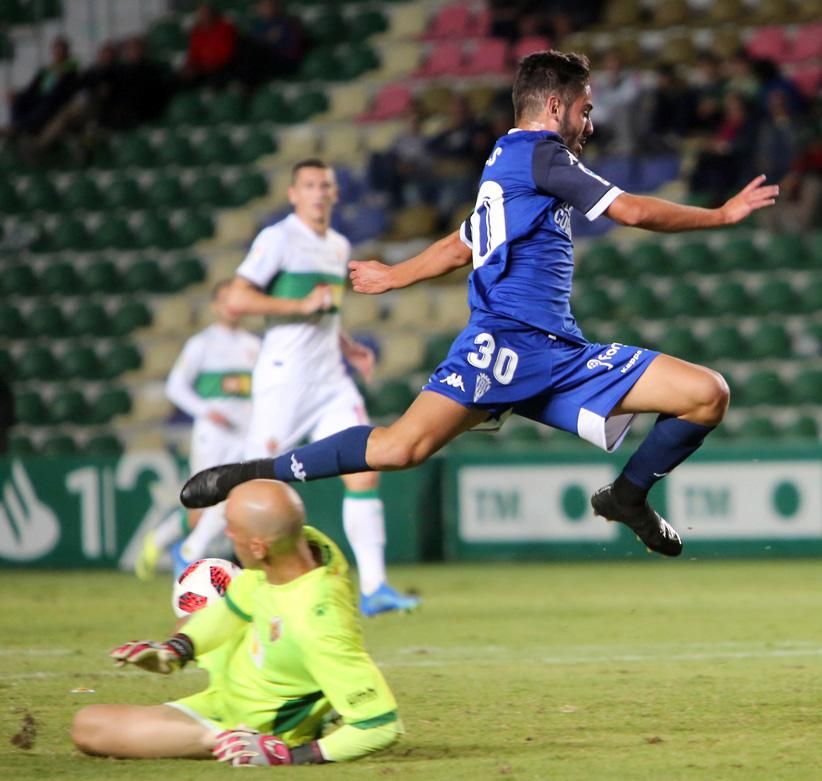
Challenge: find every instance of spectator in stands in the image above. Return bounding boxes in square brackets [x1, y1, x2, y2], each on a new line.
[248, 0, 305, 80]
[754, 88, 800, 186]
[641, 63, 694, 152]
[589, 49, 642, 154]
[723, 49, 759, 103]
[8, 35, 79, 138]
[181, 3, 238, 88]
[689, 91, 757, 205]
[750, 58, 806, 116]
[688, 51, 727, 136]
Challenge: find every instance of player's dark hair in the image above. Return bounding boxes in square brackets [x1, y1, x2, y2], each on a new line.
[512, 50, 591, 121]
[291, 158, 330, 183]
[211, 279, 231, 299]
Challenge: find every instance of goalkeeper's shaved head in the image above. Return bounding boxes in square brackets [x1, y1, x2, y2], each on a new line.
[226, 480, 305, 557]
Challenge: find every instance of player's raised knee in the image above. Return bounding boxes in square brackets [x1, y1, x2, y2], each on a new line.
[695, 368, 730, 424]
[71, 705, 106, 755]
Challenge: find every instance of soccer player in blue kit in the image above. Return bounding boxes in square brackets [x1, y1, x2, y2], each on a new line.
[182, 51, 779, 557]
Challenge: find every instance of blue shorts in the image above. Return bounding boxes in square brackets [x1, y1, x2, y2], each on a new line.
[423, 312, 658, 452]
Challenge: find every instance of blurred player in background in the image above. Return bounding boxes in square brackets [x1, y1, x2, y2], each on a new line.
[75, 480, 402, 766]
[184, 158, 419, 616]
[135, 280, 260, 579]
[183, 51, 779, 558]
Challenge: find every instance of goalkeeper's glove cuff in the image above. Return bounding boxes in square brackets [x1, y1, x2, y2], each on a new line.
[165, 633, 195, 666]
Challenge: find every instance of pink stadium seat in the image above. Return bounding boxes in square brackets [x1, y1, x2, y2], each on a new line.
[789, 64, 821, 99]
[459, 38, 509, 76]
[467, 7, 492, 38]
[746, 26, 788, 62]
[512, 35, 552, 62]
[782, 23, 822, 64]
[416, 41, 463, 77]
[422, 2, 471, 39]
[360, 84, 413, 122]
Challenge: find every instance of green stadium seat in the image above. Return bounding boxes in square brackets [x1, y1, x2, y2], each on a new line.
[190, 173, 230, 207]
[166, 257, 205, 292]
[175, 211, 214, 247]
[49, 387, 88, 424]
[111, 300, 152, 335]
[422, 332, 458, 371]
[146, 175, 187, 209]
[91, 215, 135, 250]
[572, 285, 613, 321]
[84, 432, 124, 455]
[299, 47, 341, 81]
[62, 175, 103, 212]
[502, 425, 543, 445]
[123, 258, 168, 293]
[45, 215, 90, 252]
[249, 88, 290, 122]
[368, 379, 415, 417]
[0, 347, 14, 376]
[105, 177, 144, 210]
[614, 284, 658, 319]
[612, 324, 646, 348]
[790, 369, 822, 405]
[0, 178, 20, 213]
[83, 259, 122, 294]
[8, 433, 36, 455]
[15, 390, 46, 425]
[156, 133, 198, 167]
[0, 303, 25, 338]
[134, 213, 175, 250]
[20, 176, 60, 211]
[754, 279, 798, 314]
[236, 129, 277, 164]
[719, 237, 761, 271]
[672, 240, 717, 274]
[90, 387, 132, 423]
[312, 11, 347, 44]
[196, 132, 237, 165]
[337, 45, 380, 80]
[763, 234, 807, 269]
[16, 345, 57, 381]
[229, 171, 268, 206]
[628, 240, 670, 275]
[782, 416, 819, 440]
[41, 433, 78, 455]
[147, 16, 186, 56]
[99, 342, 142, 378]
[657, 326, 701, 360]
[39, 261, 82, 295]
[702, 324, 748, 361]
[68, 302, 110, 337]
[115, 133, 155, 168]
[709, 280, 752, 315]
[348, 9, 388, 38]
[747, 323, 791, 359]
[289, 90, 329, 122]
[28, 302, 68, 338]
[61, 344, 100, 379]
[1, 264, 37, 296]
[579, 242, 624, 278]
[165, 91, 207, 127]
[741, 369, 786, 406]
[809, 233, 822, 265]
[799, 279, 822, 313]
[206, 89, 245, 124]
[735, 416, 780, 439]
[666, 282, 704, 317]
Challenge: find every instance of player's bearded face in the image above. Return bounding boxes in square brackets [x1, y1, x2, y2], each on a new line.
[559, 86, 594, 157]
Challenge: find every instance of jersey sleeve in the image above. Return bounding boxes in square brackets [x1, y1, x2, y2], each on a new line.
[165, 335, 209, 419]
[236, 226, 284, 289]
[459, 213, 473, 249]
[532, 140, 623, 221]
[180, 594, 247, 655]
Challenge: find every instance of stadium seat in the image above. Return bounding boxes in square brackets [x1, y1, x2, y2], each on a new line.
[368, 379, 416, 417]
[459, 39, 508, 76]
[165, 91, 207, 127]
[123, 258, 168, 293]
[1, 264, 37, 296]
[45, 215, 90, 252]
[650, 0, 688, 27]
[746, 26, 788, 61]
[423, 3, 471, 38]
[189, 172, 228, 208]
[8, 433, 36, 455]
[310, 9, 347, 44]
[146, 174, 187, 209]
[166, 256, 205, 292]
[49, 387, 88, 424]
[702, 324, 748, 360]
[512, 36, 551, 62]
[666, 282, 704, 317]
[84, 433, 124, 455]
[83, 259, 122, 294]
[799, 278, 822, 313]
[789, 64, 821, 100]
[105, 176, 144, 210]
[614, 284, 658, 319]
[360, 84, 413, 122]
[134, 213, 175, 250]
[20, 176, 59, 211]
[62, 175, 103, 212]
[156, 133, 198, 167]
[764, 233, 808, 269]
[416, 41, 463, 78]
[572, 285, 613, 321]
[389, 204, 438, 240]
[147, 16, 186, 56]
[111, 300, 152, 335]
[0, 178, 19, 213]
[709, 280, 752, 315]
[115, 133, 155, 168]
[741, 369, 786, 406]
[672, 241, 717, 274]
[41, 433, 78, 455]
[90, 387, 132, 423]
[250, 88, 291, 123]
[16, 345, 57, 381]
[235, 129, 277, 164]
[197, 131, 237, 165]
[657, 326, 702, 361]
[790, 369, 822, 405]
[782, 415, 819, 439]
[706, 0, 743, 24]
[748, 323, 792, 359]
[290, 90, 330, 122]
[736, 416, 780, 439]
[28, 302, 67, 338]
[61, 344, 100, 380]
[229, 171, 268, 206]
[39, 260, 82, 295]
[601, 0, 641, 27]
[579, 242, 624, 278]
[628, 240, 670, 275]
[0, 303, 26, 338]
[91, 216, 135, 250]
[754, 279, 798, 314]
[175, 211, 215, 247]
[206, 89, 245, 124]
[0, 347, 13, 376]
[348, 9, 388, 39]
[68, 301, 111, 337]
[15, 390, 46, 425]
[719, 237, 761, 271]
[99, 341, 142, 379]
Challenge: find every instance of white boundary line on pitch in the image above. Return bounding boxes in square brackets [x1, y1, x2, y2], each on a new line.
[0, 648, 77, 656]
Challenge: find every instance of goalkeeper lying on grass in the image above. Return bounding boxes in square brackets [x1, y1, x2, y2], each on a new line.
[72, 480, 402, 766]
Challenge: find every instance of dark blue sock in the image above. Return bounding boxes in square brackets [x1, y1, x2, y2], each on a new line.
[617, 415, 714, 502]
[272, 425, 374, 483]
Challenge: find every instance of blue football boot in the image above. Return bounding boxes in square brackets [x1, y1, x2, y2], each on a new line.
[360, 583, 421, 617]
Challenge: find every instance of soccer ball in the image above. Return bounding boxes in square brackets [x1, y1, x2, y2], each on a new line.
[172, 558, 242, 618]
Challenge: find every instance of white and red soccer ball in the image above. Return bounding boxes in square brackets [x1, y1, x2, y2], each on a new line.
[172, 557, 241, 618]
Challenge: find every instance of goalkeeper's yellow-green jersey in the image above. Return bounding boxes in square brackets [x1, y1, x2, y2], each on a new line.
[180, 526, 399, 761]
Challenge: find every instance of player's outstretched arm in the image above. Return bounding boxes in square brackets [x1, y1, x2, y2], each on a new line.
[110, 635, 194, 674]
[606, 175, 779, 233]
[226, 276, 332, 318]
[350, 230, 472, 294]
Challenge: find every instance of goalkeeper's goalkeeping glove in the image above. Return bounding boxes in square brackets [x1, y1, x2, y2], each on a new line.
[213, 728, 325, 766]
[110, 634, 194, 674]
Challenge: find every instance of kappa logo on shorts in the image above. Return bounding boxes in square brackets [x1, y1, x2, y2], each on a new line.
[474, 373, 492, 402]
[290, 453, 306, 482]
[440, 373, 466, 392]
[620, 349, 644, 374]
[586, 342, 624, 371]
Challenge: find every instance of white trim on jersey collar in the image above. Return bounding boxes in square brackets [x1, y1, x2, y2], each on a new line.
[507, 128, 522, 134]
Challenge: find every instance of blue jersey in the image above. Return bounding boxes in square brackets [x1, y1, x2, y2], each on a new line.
[460, 130, 622, 344]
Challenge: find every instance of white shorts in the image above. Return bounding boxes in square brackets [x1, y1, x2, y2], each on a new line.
[243, 376, 369, 458]
[190, 419, 247, 474]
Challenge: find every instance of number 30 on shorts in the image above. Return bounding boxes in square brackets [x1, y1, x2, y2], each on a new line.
[466, 333, 519, 384]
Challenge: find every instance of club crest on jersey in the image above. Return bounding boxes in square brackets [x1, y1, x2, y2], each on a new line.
[586, 342, 623, 371]
[270, 617, 282, 642]
[474, 373, 492, 402]
[440, 373, 466, 392]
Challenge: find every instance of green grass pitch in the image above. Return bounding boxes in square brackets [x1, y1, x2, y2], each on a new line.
[2, 560, 821, 780]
